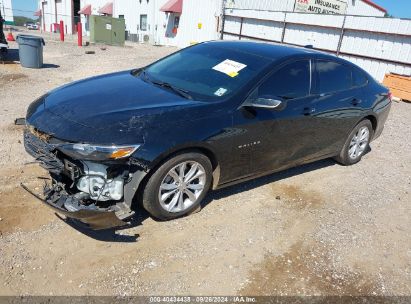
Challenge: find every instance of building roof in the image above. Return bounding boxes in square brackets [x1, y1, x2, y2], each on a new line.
[361, 0, 387, 13]
[98, 2, 113, 15]
[78, 4, 92, 16]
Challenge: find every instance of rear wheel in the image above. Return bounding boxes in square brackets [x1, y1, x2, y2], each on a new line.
[142, 152, 212, 220]
[335, 119, 373, 166]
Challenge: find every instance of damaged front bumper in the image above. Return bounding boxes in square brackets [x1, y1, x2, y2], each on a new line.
[21, 182, 131, 230]
[22, 128, 147, 230]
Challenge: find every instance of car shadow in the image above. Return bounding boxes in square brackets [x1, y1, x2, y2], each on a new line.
[63, 158, 337, 243]
[202, 158, 337, 207]
[43, 63, 60, 69]
[55, 213, 144, 243]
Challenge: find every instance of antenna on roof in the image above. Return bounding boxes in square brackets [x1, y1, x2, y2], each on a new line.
[304, 45, 314, 49]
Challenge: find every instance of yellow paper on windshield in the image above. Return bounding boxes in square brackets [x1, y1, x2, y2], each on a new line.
[213, 59, 246, 78]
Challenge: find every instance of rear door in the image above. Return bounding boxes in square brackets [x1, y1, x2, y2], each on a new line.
[309, 59, 367, 156]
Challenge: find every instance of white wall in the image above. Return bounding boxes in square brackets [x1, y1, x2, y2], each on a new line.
[226, 0, 385, 17]
[40, 0, 74, 34]
[223, 8, 411, 82]
[154, 0, 222, 48]
[40, 0, 57, 32]
[114, 0, 156, 42]
[0, 0, 14, 24]
[346, 0, 385, 17]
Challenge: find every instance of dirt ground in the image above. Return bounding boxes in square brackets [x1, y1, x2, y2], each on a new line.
[0, 32, 410, 297]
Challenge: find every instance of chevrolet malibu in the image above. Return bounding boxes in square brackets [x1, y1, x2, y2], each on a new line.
[23, 41, 391, 229]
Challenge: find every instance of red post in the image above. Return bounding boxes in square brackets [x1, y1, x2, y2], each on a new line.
[77, 22, 83, 47]
[59, 21, 65, 41]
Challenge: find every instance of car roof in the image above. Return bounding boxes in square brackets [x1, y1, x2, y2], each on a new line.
[203, 40, 339, 62]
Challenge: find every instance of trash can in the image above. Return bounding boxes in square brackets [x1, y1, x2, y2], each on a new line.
[16, 35, 45, 69]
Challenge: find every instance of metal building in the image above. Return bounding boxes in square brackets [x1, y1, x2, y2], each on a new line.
[36, 0, 79, 34]
[36, 0, 389, 48]
[74, 0, 222, 48]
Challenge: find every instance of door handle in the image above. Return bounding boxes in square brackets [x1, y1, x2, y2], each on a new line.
[351, 98, 362, 106]
[303, 107, 316, 116]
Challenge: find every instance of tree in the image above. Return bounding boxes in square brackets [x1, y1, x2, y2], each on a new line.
[13, 16, 39, 26]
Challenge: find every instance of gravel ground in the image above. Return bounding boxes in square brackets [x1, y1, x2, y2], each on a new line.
[0, 31, 410, 296]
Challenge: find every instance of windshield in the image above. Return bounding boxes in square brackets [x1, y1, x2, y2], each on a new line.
[143, 43, 272, 101]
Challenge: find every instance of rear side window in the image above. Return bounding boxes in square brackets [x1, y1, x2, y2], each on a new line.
[352, 68, 368, 87]
[258, 60, 310, 100]
[316, 60, 352, 94]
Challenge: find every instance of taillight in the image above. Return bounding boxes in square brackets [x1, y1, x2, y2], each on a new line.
[388, 92, 392, 101]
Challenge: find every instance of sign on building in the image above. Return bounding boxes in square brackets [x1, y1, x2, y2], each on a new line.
[294, 0, 348, 15]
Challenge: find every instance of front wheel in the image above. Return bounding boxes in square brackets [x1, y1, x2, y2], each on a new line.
[142, 152, 212, 220]
[335, 119, 374, 166]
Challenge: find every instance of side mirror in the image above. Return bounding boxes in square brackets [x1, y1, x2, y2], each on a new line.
[245, 96, 286, 110]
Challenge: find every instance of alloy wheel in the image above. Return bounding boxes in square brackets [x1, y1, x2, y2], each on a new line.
[158, 161, 206, 213]
[348, 126, 370, 160]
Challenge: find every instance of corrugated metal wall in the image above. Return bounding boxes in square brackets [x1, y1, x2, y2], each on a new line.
[227, 0, 385, 16]
[340, 54, 411, 82]
[226, 0, 292, 12]
[223, 9, 411, 81]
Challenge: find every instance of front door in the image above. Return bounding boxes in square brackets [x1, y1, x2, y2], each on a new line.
[232, 59, 321, 176]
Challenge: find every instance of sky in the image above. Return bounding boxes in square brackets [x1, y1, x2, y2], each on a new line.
[375, 0, 411, 18]
[11, 0, 38, 18]
[9, 0, 411, 19]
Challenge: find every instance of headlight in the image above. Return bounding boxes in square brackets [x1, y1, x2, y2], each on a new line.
[58, 143, 140, 161]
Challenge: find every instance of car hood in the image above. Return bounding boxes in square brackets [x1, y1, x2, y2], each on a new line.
[26, 70, 208, 144]
[44, 70, 200, 127]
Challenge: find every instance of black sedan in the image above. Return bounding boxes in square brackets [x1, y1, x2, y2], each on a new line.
[23, 41, 391, 229]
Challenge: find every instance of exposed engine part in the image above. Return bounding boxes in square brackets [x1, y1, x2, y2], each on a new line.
[64, 159, 81, 180]
[77, 161, 124, 201]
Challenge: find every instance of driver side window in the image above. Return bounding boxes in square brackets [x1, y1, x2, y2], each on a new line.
[258, 60, 311, 100]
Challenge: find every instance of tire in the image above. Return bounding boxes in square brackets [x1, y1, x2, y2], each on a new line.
[142, 152, 213, 220]
[334, 119, 374, 166]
